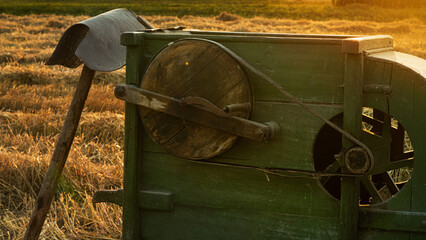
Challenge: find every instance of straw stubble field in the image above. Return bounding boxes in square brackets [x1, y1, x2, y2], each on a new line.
[0, 12, 425, 239]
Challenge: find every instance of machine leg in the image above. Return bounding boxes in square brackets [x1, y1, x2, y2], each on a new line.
[340, 52, 364, 240]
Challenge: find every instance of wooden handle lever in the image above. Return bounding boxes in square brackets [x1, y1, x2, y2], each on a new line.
[115, 84, 279, 142]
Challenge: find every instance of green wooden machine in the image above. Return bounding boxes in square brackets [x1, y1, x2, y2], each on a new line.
[94, 30, 426, 239]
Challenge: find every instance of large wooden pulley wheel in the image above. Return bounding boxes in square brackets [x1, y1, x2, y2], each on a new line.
[139, 39, 253, 160]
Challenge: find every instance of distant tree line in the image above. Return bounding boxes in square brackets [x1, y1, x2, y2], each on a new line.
[332, 0, 425, 7]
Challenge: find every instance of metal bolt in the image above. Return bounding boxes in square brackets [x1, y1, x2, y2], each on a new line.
[114, 85, 126, 98]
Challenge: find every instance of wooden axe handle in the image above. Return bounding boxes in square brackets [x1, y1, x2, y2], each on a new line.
[24, 65, 95, 240]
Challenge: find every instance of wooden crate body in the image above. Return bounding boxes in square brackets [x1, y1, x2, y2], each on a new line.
[117, 31, 426, 239]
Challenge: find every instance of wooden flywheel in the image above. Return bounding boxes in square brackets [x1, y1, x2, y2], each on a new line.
[139, 39, 254, 160]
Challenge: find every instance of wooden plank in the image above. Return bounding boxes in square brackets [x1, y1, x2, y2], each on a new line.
[342, 35, 393, 54]
[389, 66, 415, 132]
[141, 38, 346, 104]
[93, 189, 174, 211]
[190, 30, 356, 39]
[359, 229, 409, 240]
[225, 41, 345, 103]
[140, 102, 343, 171]
[363, 59, 391, 111]
[138, 152, 340, 219]
[116, 84, 271, 142]
[136, 152, 340, 239]
[122, 44, 142, 239]
[359, 209, 426, 233]
[411, 233, 426, 240]
[340, 53, 364, 240]
[137, 190, 174, 211]
[412, 72, 426, 213]
[143, 32, 346, 45]
[140, 206, 339, 240]
[121, 32, 146, 46]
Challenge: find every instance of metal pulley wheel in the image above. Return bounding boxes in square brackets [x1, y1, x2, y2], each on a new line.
[139, 39, 254, 160]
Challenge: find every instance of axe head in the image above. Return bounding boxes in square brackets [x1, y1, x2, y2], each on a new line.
[46, 8, 152, 72]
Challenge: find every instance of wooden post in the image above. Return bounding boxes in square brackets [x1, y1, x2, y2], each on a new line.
[340, 52, 363, 240]
[122, 43, 142, 240]
[23, 65, 95, 240]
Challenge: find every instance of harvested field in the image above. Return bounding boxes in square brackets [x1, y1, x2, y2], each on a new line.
[0, 12, 425, 239]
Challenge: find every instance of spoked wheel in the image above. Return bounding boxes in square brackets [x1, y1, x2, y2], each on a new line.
[314, 107, 414, 205]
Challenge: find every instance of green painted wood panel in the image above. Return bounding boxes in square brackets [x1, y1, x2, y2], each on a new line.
[363, 59, 392, 111]
[140, 102, 343, 171]
[388, 66, 415, 131]
[139, 33, 345, 104]
[412, 73, 426, 213]
[362, 56, 414, 212]
[340, 53, 363, 240]
[223, 41, 345, 103]
[122, 44, 142, 239]
[137, 151, 340, 239]
[411, 233, 426, 240]
[138, 152, 339, 217]
[140, 207, 339, 240]
[359, 229, 409, 240]
[361, 54, 426, 239]
[121, 30, 426, 238]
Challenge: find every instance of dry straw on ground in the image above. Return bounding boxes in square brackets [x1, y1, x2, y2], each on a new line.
[0, 12, 425, 239]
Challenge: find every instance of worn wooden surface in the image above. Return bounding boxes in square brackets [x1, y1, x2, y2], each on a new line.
[339, 52, 364, 240]
[359, 209, 426, 233]
[115, 84, 274, 142]
[24, 66, 95, 240]
[138, 35, 346, 104]
[140, 102, 343, 171]
[119, 32, 426, 239]
[139, 39, 253, 159]
[341, 35, 393, 54]
[138, 151, 340, 239]
[122, 44, 142, 240]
